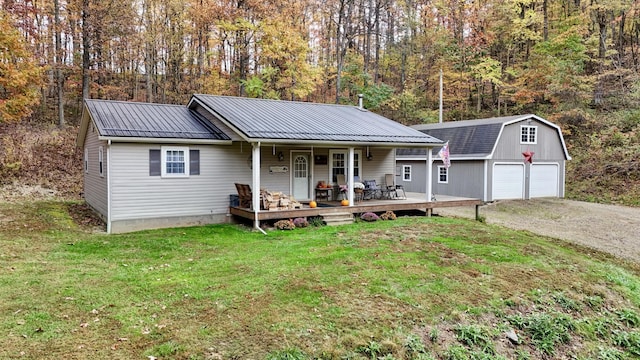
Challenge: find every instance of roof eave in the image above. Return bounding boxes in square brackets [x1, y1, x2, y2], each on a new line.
[76, 103, 92, 148]
[98, 135, 233, 145]
[397, 155, 491, 161]
[242, 137, 443, 148]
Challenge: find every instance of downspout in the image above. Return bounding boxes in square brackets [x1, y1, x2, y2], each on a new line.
[251, 143, 267, 235]
[106, 139, 112, 234]
[426, 146, 433, 203]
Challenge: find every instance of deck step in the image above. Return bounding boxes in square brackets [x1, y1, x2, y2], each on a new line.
[322, 212, 354, 226]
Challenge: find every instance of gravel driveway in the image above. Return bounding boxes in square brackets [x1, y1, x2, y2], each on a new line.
[433, 198, 640, 264]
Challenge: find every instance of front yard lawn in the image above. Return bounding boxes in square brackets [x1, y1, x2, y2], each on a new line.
[1, 201, 639, 359]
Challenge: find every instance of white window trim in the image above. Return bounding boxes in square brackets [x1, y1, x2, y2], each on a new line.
[98, 146, 104, 177]
[84, 148, 89, 174]
[520, 125, 538, 144]
[403, 165, 412, 181]
[437, 165, 448, 184]
[328, 149, 362, 183]
[161, 146, 190, 178]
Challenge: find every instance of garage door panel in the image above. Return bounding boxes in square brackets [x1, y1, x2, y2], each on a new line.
[493, 164, 524, 200]
[530, 164, 559, 198]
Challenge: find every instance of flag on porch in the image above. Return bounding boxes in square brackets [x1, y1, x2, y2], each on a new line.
[438, 141, 450, 168]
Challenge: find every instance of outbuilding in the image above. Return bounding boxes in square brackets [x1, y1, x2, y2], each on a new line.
[396, 114, 571, 202]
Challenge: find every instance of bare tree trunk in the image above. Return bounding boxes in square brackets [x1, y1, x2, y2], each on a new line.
[82, 0, 90, 100]
[335, 0, 354, 104]
[543, 0, 548, 41]
[54, 0, 65, 127]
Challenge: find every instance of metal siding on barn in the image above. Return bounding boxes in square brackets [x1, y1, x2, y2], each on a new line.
[492, 164, 525, 200]
[493, 120, 567, 161]
[530, 163, 559, 197]
[83, 124, 108, 218]
[109, 142, 249, 222]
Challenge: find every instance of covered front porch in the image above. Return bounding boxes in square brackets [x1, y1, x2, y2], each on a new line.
[230, 192, 483, 224]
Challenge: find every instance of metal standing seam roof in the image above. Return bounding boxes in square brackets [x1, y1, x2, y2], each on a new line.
[397, 114, 537, 158]
[84, 99, 230, 141]
[190, 94, 443, 145]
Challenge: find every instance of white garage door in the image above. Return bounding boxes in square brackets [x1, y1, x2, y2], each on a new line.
[530, 163, 559, 198]
[493, 164, 525, 200]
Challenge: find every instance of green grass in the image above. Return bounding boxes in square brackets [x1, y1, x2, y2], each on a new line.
[1, 201, 640, 359]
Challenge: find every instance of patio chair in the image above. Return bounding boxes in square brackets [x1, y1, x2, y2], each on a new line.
[384, 173, 406, 199]
[363, 179, 382, 200]
[336, 174, 348, 199]
[234, 183, 253, 208]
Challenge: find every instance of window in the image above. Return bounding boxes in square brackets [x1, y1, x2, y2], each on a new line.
[521, 125, 537, 144]
[438, 166, 448, 184]
[98, 146, 104, 176]
[329, 150, 361, 182]
[84, 148, 89, 173]
[98, 146, 104, 177]
[403, 165, 412, 181]
[150, 147, 200, 177]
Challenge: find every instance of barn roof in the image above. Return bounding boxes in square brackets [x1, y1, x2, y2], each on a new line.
[189, 94, 442, 147]
[397, 114, 570, 160]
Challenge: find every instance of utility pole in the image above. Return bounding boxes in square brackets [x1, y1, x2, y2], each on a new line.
[439, 69, 443, 123]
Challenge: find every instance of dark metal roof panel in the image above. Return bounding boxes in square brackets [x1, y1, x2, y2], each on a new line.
[85, 99, 230, 140]
[192, 95, 442, 144]
[397, 121, 504, 156]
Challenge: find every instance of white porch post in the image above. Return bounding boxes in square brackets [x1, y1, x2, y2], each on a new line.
[348, 147, 355, 206]
[252, 143, 262, 231]
[426, 146, 433, 203]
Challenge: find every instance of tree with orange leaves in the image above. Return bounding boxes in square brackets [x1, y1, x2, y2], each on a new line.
[0, 11, 43, 123]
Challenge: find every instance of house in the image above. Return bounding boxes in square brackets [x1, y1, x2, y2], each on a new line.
[77, 95, 445, 233]
[396, 114, 571, 202]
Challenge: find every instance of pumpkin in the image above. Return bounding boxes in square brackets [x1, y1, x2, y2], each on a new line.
[309, 200, 317, 208]
[341, 199, 349, 206]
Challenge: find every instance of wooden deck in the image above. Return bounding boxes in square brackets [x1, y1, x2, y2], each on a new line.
[229, 192, 483, 222]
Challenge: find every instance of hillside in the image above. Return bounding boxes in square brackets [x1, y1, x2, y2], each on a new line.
[0, 123, 82, 201]
[0, 109, 638, 206]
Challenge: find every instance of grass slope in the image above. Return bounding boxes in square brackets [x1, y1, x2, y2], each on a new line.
[1, 201, 639, 359]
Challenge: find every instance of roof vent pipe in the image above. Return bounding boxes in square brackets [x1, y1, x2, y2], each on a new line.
[358, 94, 364, 110]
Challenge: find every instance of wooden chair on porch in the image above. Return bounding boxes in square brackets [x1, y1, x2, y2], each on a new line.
[384, 173, 406, 199]
[234, 183, 253, 208]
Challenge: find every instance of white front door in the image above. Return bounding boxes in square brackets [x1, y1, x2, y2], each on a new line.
[292, 153, 310, 200]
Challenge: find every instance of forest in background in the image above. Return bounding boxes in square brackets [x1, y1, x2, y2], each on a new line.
[0, 0, 639, 205]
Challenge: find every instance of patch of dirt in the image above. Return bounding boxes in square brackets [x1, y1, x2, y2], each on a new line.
[66, 202, 105, 230]
[433, 198, 640, 264]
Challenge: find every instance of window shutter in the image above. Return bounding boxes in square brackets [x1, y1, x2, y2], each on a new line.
[190, 150, 200, 175]
[149, 149, 161, 176]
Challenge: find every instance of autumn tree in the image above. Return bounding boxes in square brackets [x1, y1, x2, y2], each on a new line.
[0, 10, 43, 123]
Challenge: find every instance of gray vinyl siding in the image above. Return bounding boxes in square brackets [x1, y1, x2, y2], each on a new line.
[83, 124, 108, 218]
[493, 121, 567, 161]
[396, 160, 427, 193]
[432, 160, 485, 199]
[109, 142, 245, 221]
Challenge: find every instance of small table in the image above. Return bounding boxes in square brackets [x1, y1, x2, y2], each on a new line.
[315, 187, 332, 201]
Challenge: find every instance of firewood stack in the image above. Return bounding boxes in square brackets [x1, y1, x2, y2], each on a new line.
[261, 190, 303, 211]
